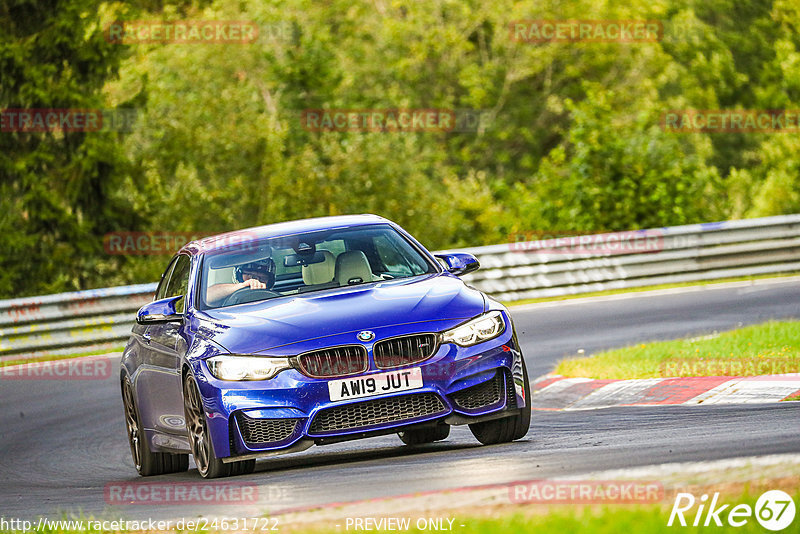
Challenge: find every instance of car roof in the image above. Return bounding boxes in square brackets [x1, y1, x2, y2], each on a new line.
[179, 214, 393, 255]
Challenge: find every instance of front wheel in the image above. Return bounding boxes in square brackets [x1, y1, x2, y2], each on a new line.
[122, 376, 188, 476]
[469, 360, 531, 445]
[183, 373, 255, 478]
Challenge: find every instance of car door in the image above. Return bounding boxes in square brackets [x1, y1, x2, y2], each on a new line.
[130, 255, 175, 385]
[136, 254, 193, 442]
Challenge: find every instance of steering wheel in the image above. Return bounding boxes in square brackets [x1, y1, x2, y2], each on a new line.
[222, 287, 281, 306]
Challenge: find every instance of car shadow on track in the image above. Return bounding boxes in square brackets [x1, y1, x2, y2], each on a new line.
[249, 439, 482, 475]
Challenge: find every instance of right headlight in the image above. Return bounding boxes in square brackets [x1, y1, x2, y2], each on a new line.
[440, 310, 506, 347]
[206, 355, 292, 381]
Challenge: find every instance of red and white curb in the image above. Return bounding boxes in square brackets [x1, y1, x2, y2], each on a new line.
[531, 373, 800, 411]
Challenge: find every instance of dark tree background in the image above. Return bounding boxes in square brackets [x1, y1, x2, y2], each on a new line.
[2, 0, 799, 298]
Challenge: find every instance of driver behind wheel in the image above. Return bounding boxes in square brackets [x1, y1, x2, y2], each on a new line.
[206, 259, 276, 305]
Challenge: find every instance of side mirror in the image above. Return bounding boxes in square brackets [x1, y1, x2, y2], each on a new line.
[434, 253, 480, 276]
[136, 296, 184, 324]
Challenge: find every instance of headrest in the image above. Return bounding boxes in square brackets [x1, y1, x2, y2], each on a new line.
[302, 250, 336, 285]
[334, 250, 373, 286]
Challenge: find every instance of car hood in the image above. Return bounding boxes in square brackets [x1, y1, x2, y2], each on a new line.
[193, 273, 485, 354]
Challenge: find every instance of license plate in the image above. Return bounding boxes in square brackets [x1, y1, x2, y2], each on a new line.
[328, 368, 423, 402]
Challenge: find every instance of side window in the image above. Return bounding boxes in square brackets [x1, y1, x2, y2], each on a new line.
[164, 254, 192, 313]
[155, 258, 178, 301]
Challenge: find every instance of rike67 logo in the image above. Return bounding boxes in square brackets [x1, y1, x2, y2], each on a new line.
[668, 490, 795, 531]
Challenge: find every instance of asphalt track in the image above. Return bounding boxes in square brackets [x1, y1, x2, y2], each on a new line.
[1, 278, 798, 522]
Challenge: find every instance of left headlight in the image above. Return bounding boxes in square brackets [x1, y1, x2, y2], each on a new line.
[441, 310, 506, 347]
[206, 355, 292, 381]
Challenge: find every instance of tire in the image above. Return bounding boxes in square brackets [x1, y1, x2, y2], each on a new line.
[122, 376, 189, 476]
[511, 355, 532, 440]
[183, 373, 255, 478]
[398, 424, 450, 445]
[469, 358, 532, 445]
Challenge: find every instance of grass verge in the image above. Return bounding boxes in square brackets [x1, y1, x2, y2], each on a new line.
[309, 499, 795, 534]
[554, 320, 800, 380]
[504, 272, 800, 307]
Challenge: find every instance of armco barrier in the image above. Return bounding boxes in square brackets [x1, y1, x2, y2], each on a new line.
[2, 215, 799, 358]
[0, 284, 157, 358]
[454, 214, 800, 301]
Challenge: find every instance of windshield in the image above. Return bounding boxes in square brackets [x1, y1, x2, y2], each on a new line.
[199, 224, 437, 309]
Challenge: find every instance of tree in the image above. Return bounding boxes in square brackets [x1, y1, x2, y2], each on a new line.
[0, 0, 137, 296]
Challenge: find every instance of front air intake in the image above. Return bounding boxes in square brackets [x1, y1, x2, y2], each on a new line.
[235, 413, 299, 447]
[450, 370, 505, 410]
[309, 393, 447, 434]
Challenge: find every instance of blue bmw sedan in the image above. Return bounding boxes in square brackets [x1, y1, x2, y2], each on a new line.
[121, 215, 530, 478]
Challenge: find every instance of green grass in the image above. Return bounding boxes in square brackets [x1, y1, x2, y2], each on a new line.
[554, 320, 800, 380]
[0, 346, 125, 368]
[429, 500, 796, 534]
[504, 272, 800, 307]
[364, 506, 774, 534]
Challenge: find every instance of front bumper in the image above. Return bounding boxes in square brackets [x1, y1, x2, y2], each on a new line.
[190, 322, 526, 460]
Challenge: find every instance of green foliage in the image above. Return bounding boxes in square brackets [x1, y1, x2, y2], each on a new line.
[517, 85, 722, 231]
[2, 0, 800, 297]
[0, 0, 137, 296]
